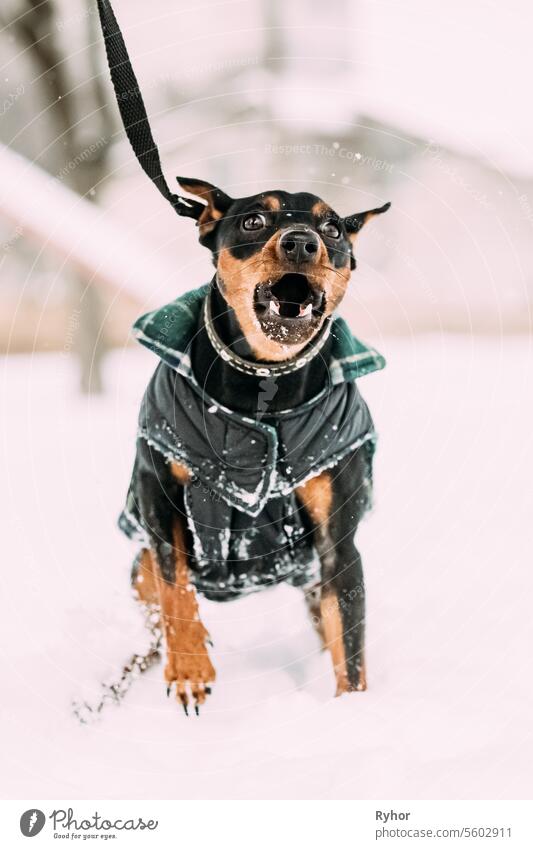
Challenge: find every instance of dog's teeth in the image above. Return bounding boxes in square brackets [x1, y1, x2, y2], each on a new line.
[300, 303, 313, 317]
[270, 300, 280, 315]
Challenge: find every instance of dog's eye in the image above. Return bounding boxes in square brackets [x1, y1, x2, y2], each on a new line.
[321, 220, 341, 239]
[242, 213, 266, 231]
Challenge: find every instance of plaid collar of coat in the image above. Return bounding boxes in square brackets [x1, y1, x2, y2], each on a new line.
[132, 283, 386, 386]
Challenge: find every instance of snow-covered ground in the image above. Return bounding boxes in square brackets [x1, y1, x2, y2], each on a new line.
[1, 334, 532, 800]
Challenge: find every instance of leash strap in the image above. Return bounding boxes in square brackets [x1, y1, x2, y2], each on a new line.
[96, 0, 203, 219]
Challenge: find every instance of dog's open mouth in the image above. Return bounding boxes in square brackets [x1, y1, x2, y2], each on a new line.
[254, 274, 325, 340]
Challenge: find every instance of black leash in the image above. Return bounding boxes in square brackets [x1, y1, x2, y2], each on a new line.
[72, 599, 163, 725]
[96, 0, 203, 219]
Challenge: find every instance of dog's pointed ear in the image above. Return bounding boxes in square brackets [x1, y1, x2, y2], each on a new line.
[176, 177, 233, 235]
[344, 202, 391, 238]
[344, 202, 391, 269]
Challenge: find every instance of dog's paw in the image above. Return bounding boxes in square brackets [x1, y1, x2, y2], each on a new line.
[335, 662, 367, 696]
[164, 642, 215, 715]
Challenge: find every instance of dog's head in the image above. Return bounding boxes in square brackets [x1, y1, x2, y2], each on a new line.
[177, 178, 390, 361]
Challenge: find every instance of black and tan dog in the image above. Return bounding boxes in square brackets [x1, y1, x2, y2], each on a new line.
[123, 182, 390, 711]
[96, 0, 390, 714]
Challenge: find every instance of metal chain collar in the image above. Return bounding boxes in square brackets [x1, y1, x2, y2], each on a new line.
[203, 294, 331, 378]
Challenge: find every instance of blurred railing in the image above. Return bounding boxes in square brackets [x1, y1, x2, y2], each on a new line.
[0, 143, 174, 305]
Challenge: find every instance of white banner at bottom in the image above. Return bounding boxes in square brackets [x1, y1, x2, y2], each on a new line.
[1, 800, 532, 847]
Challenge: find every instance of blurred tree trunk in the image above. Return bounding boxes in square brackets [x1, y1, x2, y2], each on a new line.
[11, 0, 113, 393]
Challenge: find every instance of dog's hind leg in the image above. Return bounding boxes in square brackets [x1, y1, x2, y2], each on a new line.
[133, 549, 160, 608]
[303, 583, 326, 647]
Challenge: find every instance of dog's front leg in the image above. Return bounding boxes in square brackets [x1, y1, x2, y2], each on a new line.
[319, 544, 366, 695]
[297, 464, 367, 695]
[135, 452, 216, 713]
[155, 517, 215, 713]
[158, 518, 215, 713]
[137, 515, 215, 714]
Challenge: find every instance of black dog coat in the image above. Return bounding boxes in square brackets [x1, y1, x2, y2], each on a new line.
[120, 285, 385, 601]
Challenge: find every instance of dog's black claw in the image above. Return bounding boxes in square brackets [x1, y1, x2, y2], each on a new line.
[166, 685, 171, 697]
[182, 703, 189, 716]
[194, 704, 200, 716]
[205, 686, 211, 695]
[207, 638, 214, 647]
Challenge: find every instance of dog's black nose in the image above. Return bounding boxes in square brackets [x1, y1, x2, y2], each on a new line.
[278, 228, 320, 263]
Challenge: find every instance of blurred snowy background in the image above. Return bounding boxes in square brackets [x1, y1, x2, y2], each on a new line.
[1, 0, 532, 800]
